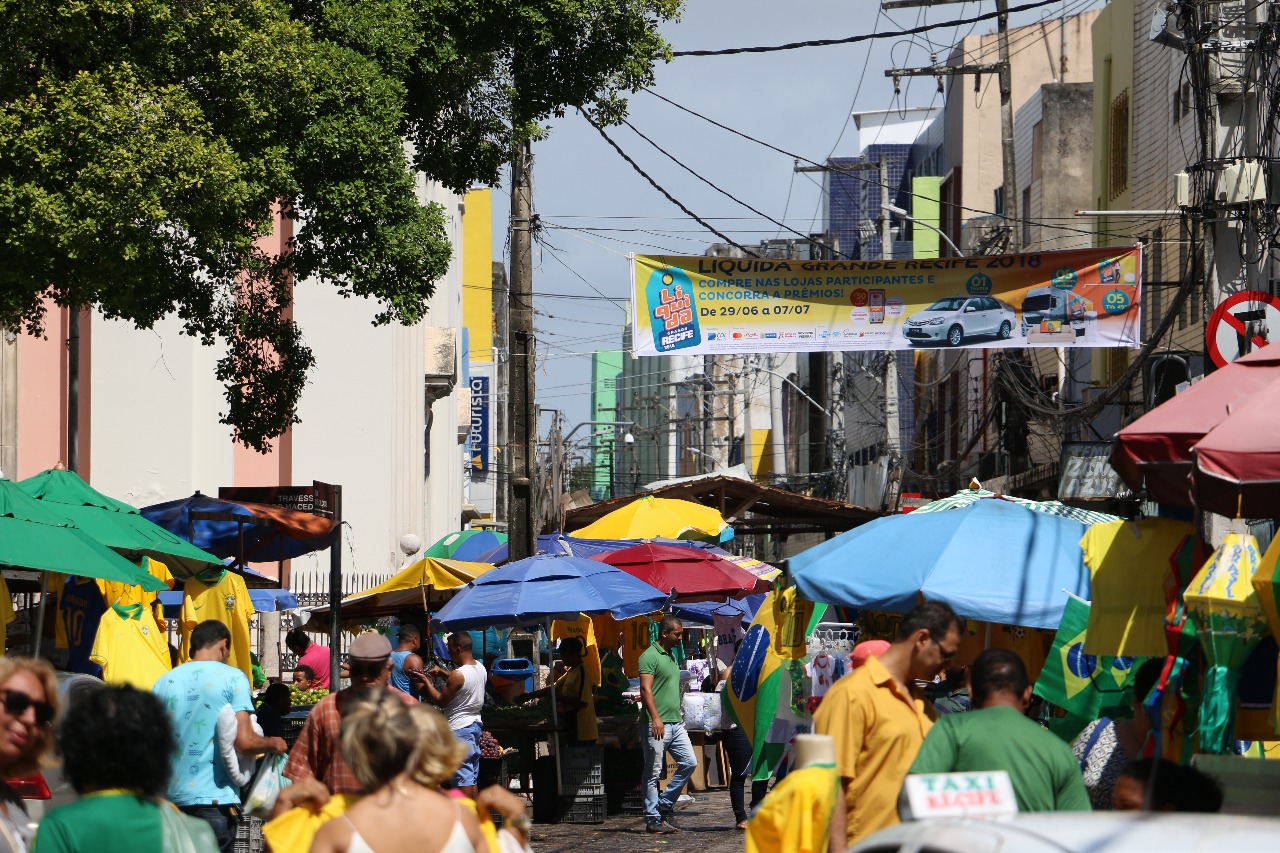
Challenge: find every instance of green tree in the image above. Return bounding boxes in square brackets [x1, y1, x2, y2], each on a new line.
[0, 0, 679, 450]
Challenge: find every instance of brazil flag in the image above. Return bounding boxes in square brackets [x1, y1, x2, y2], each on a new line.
[1035, 596, 1144, 724]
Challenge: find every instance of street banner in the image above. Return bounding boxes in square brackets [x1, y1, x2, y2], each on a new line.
[630, 245, 1143, 356]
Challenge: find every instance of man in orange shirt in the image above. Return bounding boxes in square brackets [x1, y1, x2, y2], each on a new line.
[814, 601, 961, 848]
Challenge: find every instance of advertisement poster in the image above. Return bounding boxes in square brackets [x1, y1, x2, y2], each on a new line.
[630, 245, 1143, 356]
[467, 374, 490, 477]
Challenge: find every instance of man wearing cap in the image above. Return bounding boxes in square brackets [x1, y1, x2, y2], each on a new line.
[284, 632, 414, 795]
[515, 637, 598, 747]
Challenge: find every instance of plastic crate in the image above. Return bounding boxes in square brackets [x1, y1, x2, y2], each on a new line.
[620, 787, 646, 815]
[559, 747, 603, 786]
[282, 704, 314, 749]
[233, 816, 264, 853]
[558, 795, 606, 824]
[478, 753, 511, 789]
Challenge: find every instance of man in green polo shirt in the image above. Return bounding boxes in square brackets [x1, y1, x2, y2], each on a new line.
[639, 615, 696, 834]
[907, 647, 1091, 813]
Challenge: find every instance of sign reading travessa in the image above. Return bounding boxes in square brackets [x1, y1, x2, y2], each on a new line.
[630, 246, 1143, 356]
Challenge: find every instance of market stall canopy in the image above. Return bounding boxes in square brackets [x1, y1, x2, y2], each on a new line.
[482, 534, 781, 583]
[423, 530, 507, 562]
[302, 557, 494, 627]
[569, 495, 731, 543]
[671, 593, 766, 628]
[590, 543, 769, 602]
[17, 469, 224, 578]
[790, 498, 1090, 630]
[910, 489, 1121, 526]
[1189, 375, 1280, 518]
[140, 493, 338, 564]
[1111, 345, 1280, 509]
[435, 553, 669, 630]
[0, 478, 167, 589]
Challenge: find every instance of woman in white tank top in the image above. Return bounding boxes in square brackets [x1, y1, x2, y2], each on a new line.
[310, 690, 486, 853]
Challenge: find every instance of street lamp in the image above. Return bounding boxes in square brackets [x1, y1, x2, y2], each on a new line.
[686, 446, 724, 474]
[751, 367, 831, 417]
[884, 202, 964, 257]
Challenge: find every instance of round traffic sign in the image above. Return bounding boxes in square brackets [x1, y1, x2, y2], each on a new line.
[1206, 290, 1279, 367]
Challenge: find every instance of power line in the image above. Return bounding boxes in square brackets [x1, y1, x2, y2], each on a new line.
[670, 0, 1061, 57]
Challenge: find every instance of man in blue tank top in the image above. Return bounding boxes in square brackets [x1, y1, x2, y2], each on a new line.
[389, 624, 424, 698]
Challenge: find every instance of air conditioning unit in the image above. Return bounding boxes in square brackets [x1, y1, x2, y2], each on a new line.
[1174, 170, 1191, 207]
[1217, 159, 1267, 205]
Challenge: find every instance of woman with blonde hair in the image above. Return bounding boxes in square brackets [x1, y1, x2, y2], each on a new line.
[310, 689, 486, 853]
[0, 658, 60, 853]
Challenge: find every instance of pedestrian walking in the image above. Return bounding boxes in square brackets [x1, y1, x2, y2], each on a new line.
[1071, 658, 1164, 810]
[153, 620, 286, 853]
[286, 629, 332, 690]
[414, 632, 487, 799]
[0, 659, 59, 853]
[721, 661, 768, 830]
[813, 601, 961, 848]
[907, 648, 1091, 812]
[285, 632, 415, 796]
[638, 615, 696, 834]
[34, 685, 217, 853]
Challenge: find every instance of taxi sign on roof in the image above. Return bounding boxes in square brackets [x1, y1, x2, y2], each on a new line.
[901, 771, 1019, 820]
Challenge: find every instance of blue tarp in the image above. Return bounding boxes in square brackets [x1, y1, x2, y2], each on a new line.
[158, 586, 298, 616]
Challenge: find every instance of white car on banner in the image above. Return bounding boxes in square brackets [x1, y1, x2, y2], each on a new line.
[902, 295, 1017, 347]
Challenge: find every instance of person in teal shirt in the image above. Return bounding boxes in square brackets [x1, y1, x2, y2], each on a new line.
[34, 685, 218, 853]
[908, 648, 1091, 813]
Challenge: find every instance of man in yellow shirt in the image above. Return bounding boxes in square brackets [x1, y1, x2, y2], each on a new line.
[813, 601, 961, 848]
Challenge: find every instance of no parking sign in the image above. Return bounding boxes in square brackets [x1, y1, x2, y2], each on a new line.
[1206, 290, 1280, 367]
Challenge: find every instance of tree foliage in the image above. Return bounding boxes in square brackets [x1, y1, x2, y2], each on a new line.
[0, 0, 679, 450]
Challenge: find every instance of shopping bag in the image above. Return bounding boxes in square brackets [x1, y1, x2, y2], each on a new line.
[243, 753, 291, 819]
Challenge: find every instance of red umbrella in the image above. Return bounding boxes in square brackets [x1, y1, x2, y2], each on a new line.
[1192, 375, 1280, 517]
[589, 543, 770, 602]
[1111, 345, 1280, 511]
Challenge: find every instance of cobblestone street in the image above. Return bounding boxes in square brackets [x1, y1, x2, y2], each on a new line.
[528, 790, 746, 853]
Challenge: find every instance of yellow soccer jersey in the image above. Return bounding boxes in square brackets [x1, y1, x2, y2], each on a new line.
[98, 557, 175, 624]
[179, 570, 255, 683]
[90, 603, 172, 689]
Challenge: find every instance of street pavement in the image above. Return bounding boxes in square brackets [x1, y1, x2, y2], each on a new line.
[527, 790, 746, 853]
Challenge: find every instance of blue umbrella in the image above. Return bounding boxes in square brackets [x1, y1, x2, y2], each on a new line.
[141, 493, 336, 563]
[672, 593, 766, 627]
[435, 553, 670, 630]
[790, 498, 1091, 629]
[483, 532, 736, 564]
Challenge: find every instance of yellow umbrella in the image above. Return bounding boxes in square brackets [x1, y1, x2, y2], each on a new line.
[570, 495, 730, 543]
[304, 557, 495, 625]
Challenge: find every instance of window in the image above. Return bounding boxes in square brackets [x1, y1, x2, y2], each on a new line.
[1109, 89, 1130, 198]
[1031, 120, 1044, 181]
[1104, 347, 1130, 386]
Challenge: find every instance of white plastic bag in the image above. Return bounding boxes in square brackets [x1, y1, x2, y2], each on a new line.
[215, 705, 258, 788]
[243, 753, 290, 819]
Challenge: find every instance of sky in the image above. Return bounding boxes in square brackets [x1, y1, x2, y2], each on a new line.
[493, 0, 1102, 437]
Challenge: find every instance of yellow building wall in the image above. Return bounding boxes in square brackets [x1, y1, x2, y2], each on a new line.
[462, 189, 494, 362]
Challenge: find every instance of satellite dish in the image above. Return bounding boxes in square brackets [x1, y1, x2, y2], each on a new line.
[399, 534, 423, 557]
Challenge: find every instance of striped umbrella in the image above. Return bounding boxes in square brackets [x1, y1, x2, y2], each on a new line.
[910, 489, 1120, 526]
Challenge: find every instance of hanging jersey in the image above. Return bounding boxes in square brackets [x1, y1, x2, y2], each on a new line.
[99, 556, 175, 624]
[60, 576, 107, 676]
[179, 570, 255, 685]
[713, 612, 745, 667]
[621, 616, 654, 678]
[772, 586, 814, 660]
[552, 616, 602, 685]
[0, 575, 14, 656]
[805, 654, 837, 700]
[91, 603, 172, 689]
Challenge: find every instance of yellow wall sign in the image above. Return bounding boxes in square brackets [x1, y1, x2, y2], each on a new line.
[630, 246, 1143, 356]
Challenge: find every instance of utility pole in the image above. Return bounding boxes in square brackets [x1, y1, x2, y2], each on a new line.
[507, 139, 537, 561]
[884, 0, 1018, 239]
[880, 158, 902, 510]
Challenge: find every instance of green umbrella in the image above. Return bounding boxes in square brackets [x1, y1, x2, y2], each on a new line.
[18, 469, 224, 578]
[0, 479, 167, 589]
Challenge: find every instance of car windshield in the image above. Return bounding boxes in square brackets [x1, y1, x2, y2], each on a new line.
[926, 298, 968, 312]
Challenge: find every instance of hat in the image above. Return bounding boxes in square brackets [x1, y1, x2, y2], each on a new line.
[558, 637, 585, 655]
[348, 632, 393, 661]
[849, 640, 890, 669]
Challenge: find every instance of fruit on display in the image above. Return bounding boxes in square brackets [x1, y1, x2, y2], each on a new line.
[290, 686, 330, 706]
[479, 730, 504, 758]
[481, 701, 549, 727]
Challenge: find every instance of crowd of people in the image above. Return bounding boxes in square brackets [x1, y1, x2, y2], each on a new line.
[0, 602, 1237, 853]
